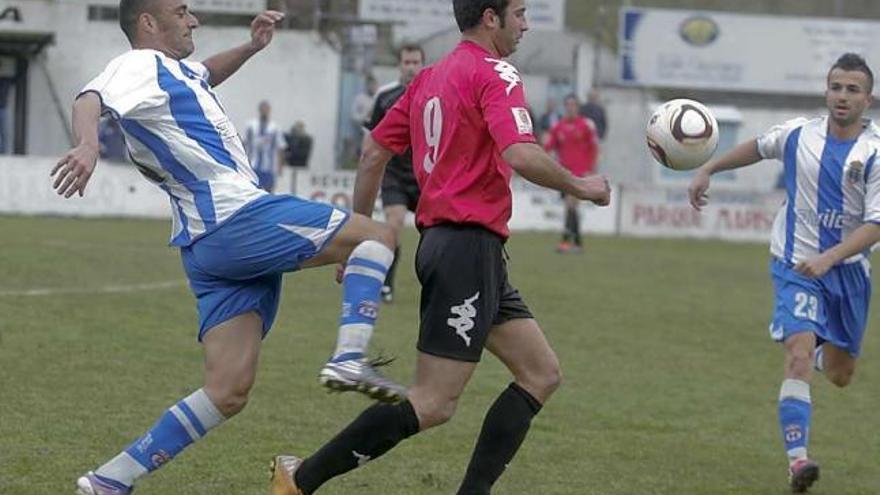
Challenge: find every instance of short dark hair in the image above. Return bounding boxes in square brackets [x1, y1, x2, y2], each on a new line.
[398, 44, 425, 63]
[119, 0, 158, 43]
[453, 0, 510, 33]
[829, 52, 874, 93]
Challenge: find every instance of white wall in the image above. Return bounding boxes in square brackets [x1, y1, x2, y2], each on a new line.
[0, 156, 171, 218]
[24, 1, 341, 170]
[1, 160, 780, 245]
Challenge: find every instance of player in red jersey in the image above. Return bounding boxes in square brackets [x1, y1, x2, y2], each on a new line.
[270, 1, 610, 493]
[544, 94, 600, 253]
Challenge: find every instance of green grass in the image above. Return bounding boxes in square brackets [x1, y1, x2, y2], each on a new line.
[1, 215, 878, 495]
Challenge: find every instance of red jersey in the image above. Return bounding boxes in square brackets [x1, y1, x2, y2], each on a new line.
[544, 116, 599, 176]
[371, 41, 537, 239]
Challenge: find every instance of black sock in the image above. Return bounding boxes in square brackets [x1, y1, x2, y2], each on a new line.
[571, 209, 582, 246]
[295, 400, 420, 494]
[562, 212, 571, 243]
[384, 245, 401, 291]
[565, 207, 577, 242]
[456, 383, 542, 495]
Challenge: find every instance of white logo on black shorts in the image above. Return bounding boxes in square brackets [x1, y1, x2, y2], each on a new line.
[447, 292, 480, 347]
[352, 450, 371, 466]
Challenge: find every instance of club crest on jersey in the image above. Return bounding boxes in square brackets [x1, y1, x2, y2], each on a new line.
[511, 107, 533, 135]
[846, 160, 864, 184]
[484, 57, 521, 95]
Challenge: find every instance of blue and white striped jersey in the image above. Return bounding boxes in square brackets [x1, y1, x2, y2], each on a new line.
[757, 116, 880, 265]
[81, 49, 266, 246]
[243, 119, 285, 175]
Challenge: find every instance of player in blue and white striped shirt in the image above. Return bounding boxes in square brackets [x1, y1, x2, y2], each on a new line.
[689, 53, 880, 493]
[52, 1, 404, 494]
[244, 100, 286, 192]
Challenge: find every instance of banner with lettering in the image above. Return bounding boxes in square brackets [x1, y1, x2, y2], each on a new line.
[618, 184, 782, 242]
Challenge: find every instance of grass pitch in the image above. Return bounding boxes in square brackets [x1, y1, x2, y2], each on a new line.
[0, 215, 878, 495]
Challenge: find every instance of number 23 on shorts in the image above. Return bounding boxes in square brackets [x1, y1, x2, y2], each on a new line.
[793, 291, 819, 321]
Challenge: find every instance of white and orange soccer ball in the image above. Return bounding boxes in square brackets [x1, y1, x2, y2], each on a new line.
[646, 98, 719, 171]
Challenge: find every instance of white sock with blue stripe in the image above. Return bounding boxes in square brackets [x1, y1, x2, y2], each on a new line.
[94, 388, 225, 488]
[332, 240, 394, 362]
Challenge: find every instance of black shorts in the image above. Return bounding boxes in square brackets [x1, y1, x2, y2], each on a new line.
[415, 224, 533, 362]
[381, 171, 420, 212]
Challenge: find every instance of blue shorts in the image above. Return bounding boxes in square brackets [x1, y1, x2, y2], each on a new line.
[769, 257, 871, 357]
[181, 194, 349, 341]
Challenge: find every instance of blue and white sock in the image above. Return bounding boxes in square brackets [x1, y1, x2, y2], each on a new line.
[778, 378, 811, 464]
[94, 389, 225, 488]
[332, 240, 394, 362]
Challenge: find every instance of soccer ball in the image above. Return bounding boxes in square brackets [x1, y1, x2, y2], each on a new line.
[646, 98, 719, 171]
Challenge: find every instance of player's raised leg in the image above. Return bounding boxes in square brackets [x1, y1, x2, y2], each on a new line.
[302, 213, 405, 402]
[77, 313, 263, 494]
[780, 332, 819, 493]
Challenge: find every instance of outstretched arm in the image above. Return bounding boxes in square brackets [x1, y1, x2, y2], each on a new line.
[688, 139, 762, 210]
[51, 92, 102, 198]
[202, 10, 284, 87]
[502, 142, 611, 206]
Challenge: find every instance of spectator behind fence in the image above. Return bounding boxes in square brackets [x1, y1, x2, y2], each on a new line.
[243, 100, 285, 192]
[537, 96, 560, 142]
[352, 73, 377, 127]
[349, 73, 377, 162]
[285, 121, 313, 168]
[579, 88, 608, 140]
[285, 120, 313, 193]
